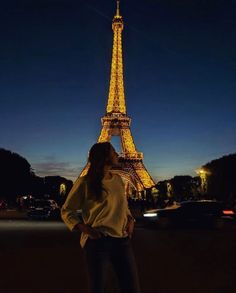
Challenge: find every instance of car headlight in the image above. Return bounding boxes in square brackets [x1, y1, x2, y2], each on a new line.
[143, 213, 157, 217]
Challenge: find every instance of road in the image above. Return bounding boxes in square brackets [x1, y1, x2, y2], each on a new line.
[0, 220, 235, 293]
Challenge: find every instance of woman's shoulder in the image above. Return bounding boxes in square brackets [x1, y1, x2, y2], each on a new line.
[72, 175, 88, 188]
[108, 172, 119, 179]
[80, 175, 88, 182]
[112, 173, 125, 184]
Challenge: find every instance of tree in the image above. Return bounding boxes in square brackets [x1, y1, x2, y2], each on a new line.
[44, 176, 73, 206]
[202, 153, 236, 202]
[0, 148, 73, 206]
[156, 180, 168, 198]
[156, 176, 200, 204]
[0, 148, 34, 204]
[169, 176, 196, 201]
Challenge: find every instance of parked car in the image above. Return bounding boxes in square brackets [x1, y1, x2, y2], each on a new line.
[27, 199, 60, 220]
[143, 200, 235, 229]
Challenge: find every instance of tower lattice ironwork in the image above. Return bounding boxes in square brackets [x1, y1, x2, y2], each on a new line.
[80, 1, 155, 191]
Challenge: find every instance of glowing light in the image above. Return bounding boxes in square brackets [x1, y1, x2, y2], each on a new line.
[107, 13, 126, 114]
[196, 169, 210, 176]
[196, 168, 209, 194]
[100, 5, 155, 189]
[223, 210, 234, 215]
[80, 2, 156, 190]
[60, 183, 66, 195]
[143, 213, 157, 217]
[135, 169, 155, 189]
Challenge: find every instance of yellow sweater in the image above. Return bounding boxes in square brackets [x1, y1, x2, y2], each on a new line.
[61, 173, 132, 248]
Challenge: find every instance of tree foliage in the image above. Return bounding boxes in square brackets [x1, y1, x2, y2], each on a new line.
[0, 148, 73, 205]
[156, 180, 168, 198]
[0, 148, 34, 202]
[170, 175, 199, 201]
[156, 176, 201, 202]
[203, 153, 236, 201]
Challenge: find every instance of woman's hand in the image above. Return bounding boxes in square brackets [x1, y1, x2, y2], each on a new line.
[74, 223, 102, 239]
[125, 215, 136, 238]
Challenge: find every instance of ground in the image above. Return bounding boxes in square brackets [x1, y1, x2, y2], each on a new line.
[0, 220, 235, 293]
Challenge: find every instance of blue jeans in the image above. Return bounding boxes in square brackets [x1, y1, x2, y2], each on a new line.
[84, 236, 141, 293]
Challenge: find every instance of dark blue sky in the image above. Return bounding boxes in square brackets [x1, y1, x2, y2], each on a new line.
[1, 0, 235, 182]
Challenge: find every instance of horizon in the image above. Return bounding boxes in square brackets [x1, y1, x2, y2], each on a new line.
[2, 146, 236, 183]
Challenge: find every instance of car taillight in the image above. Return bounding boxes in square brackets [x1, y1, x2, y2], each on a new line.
[223, 210, 235, 215]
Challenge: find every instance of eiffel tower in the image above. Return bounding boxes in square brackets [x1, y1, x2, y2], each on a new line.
[81, 1, 155, 192]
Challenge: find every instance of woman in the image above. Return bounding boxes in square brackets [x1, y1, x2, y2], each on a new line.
[61, 142, 141, 293]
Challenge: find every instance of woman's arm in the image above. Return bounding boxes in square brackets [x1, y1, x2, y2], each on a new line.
[61, 177, 86, 231]
[125, 214, 136, 238]
[61, 177, 102, 239]
[73, 223, 102, 239]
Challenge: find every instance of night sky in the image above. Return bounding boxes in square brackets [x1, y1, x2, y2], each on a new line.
[1, 0, 235, 182]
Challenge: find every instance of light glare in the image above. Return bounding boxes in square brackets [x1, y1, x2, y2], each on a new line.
[144, 213, 157, 217]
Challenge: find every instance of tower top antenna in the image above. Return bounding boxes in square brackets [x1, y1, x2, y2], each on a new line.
[116, 0, 120, 16]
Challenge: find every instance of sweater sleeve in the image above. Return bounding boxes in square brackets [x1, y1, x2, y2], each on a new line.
[118, 174, 133, 217]
[61, 176, 86, 231]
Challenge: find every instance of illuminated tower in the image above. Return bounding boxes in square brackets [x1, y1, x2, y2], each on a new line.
[81, 1, 155, 191]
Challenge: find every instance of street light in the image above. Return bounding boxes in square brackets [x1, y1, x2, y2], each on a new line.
[196, 168, 210, 195]
[60, 183, 66, 196]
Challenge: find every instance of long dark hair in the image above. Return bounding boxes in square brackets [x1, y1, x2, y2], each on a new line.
[86, 142, 113, 201]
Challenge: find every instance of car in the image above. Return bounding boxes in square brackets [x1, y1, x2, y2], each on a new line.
[27, 199, 60, 220]
[221, 202, 236, 221]
[143, 200, 235, 229]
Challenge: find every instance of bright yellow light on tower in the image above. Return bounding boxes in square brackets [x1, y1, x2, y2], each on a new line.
[107, 5, 126, 114]
[79, 0, 156, 191]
